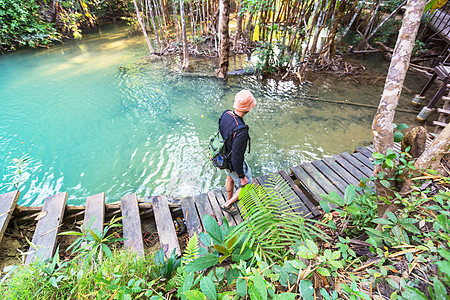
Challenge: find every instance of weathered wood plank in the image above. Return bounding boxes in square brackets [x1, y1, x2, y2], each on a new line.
[333, 154, 368, 180]
[291, 165, 327, 205]
[25, 192, 68, 264]
[0, 190, 20, 244]
[121, 193, 144, 256]
[311, 160, 349, 194]
[210, 189, 237, 226]
[352, 152, 375, 170]
[322, 157, 361, 187]
[339, 152, 373, 177]
[194, 193, 215, 228]
[355, 147, 374, 160]
[82, 193, 105, 248]
[279, 170, 319, 218]
[180, 197, 203, 237]
[152, 195, 181, 258]
[301, 162, 344, 198]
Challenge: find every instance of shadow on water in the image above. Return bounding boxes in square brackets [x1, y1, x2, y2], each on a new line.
[0, 24, 426, 206]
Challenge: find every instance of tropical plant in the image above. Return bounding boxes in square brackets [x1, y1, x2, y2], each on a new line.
[226, 173, 330, 263]
[59, 215, 126, 264]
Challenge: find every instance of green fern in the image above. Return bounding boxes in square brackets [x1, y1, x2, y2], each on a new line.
[228, 173, 330, 263]
[182, 232, 200, 263]
[169, 233, 200, 287]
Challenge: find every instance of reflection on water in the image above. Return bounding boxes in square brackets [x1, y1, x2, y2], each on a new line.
[0, 23, 420, 206]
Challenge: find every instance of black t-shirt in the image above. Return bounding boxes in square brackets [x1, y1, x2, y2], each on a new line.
[219, 110, 249, 178]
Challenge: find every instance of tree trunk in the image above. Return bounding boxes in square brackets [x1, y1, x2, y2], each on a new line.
[172, 0, 181, 43]
[371, 0, 427, 216]
[147, 0, 162, 51]
[319, 0, 347, 65]
[51, 0, 59, 23]
[415, 124, 450, 176]
[180, 0, 190, 70]
[365, 1, 407, 45]
[216, 0, 230, 79]
[234, 0, 243, 50]
[338, 3, 360, 43]
[133, 0, 155, 54]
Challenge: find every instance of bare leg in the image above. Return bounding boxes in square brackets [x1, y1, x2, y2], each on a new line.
[224, 187, 241, 208]
[225, 175, 234, 201]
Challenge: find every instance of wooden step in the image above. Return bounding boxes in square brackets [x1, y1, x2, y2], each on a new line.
[82, 193, 105, 248]
[433, 120, 448, 128]
[437, 108, 450, 115]
[0, 191, 20, 244]
[180, 197, 203, 238]
[121, 193, 144, 256]
[25, 192, 68, 264]
[443, 96, 450, 102]
[152, 195, 180, 258]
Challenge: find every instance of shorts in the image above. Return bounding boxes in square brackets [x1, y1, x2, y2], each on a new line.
[226, 160, 253, 189]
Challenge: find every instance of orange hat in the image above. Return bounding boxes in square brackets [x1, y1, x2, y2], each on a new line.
[233, 90, 256, 112]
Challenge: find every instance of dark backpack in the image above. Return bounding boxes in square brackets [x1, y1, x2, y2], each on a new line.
[209, 124, 249, 169]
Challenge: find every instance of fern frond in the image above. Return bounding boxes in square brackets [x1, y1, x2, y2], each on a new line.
[182, 232, 200, 264]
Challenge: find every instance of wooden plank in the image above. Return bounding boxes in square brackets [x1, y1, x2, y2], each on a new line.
[194, 193, 215, 229]
[279, 170, 319, 218]
[257, 173, 311, 216]
[311, 160, 349, 194]
[0, 190, 20, 244]
[180, 197, 203, 237]
[82, 193, 105, 248]
[121, 193, 144, 256]
[210, 189, 237, 226]
[339, 152, 373, 177]
[352, 152, 375, 170]
[25, 192, 67, 264]
[291, 165, 328, 205]
[152, 195, 181, 258]
[322, 157, 361, 186]
[333, 155, 368, 181]
[355, 147, 374, 160]
[301, 162, 344, 197]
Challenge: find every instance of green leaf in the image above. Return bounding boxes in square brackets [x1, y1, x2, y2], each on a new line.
[433, 277, 447, 300]
[214, 244, 228, 255]
[186, 254, 219, 273]
[236, 278, 247, 297]
[372, 218, 394, 225]
[372, 153, 385, 160]
[226, 268, 240, 286]
[317, 267, 331, 277]
[320, 191, 344, 207]
[199, 232, 212, 248]
[299, 280, 314, 299]
[203, 215, 224, 245]
[386, 212, 397, 224]
[344, 185, 356, 205]
[396, 123, 408, 131]
[250, 270, 267, 300]
[306, 240, 319, 255]
[401, 224, 420, 235]
[402, 287, 428, 300]
[273, 293, 297, 300]
[102, 244, 113, 259]
[385, 159, 394, 169]
[320, 200, 331, 213]
[436, 260, 450, 277]
[182, 290, 208, 300]
[393, 131, 403, 143]
[380, 180, 391, 189]
[200, 277, 217, 300]
[231, 246, 253, 262]
[346, 203, 360, 215]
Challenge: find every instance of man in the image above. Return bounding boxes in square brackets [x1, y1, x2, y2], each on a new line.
[220, 90, 256, 215]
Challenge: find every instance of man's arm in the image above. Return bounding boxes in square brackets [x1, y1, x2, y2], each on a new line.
[230, 129, 248, 178]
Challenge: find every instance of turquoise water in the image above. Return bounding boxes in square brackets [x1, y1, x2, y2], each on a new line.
[0, 24, 417, 206]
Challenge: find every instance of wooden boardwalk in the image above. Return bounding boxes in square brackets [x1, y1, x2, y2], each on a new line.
[429, 7, 450, 43]
[0, 144, 414, 263]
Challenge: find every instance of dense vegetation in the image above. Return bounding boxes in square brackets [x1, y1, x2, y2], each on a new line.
[1, 159, 449, 299]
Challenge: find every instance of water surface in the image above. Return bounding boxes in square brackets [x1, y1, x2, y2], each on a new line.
[0, 24, 420, 205]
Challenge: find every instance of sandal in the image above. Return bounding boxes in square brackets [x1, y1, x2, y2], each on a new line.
[220, 203, 238, 216]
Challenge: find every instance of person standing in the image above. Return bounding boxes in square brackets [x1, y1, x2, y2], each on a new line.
[219, 90, 256, 215]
